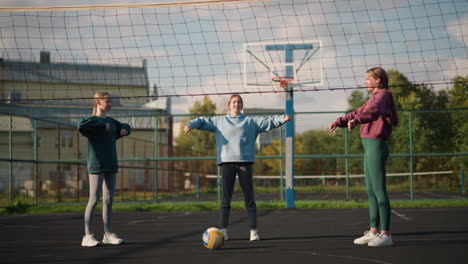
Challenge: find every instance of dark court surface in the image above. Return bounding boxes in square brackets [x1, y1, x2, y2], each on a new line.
[1, 207, 467, 264]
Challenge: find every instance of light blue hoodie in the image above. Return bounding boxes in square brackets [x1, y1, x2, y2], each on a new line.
[188, 113, 286, 164]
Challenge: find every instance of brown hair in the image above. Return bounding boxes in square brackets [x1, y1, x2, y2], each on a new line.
[366, 67, 399, 126]
[227, 94, 243, 107]
[366, 67, 388, 89]
[92, 92, 110, 115]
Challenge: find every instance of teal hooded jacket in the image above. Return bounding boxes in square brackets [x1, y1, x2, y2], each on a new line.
[78, 116, 131, 174]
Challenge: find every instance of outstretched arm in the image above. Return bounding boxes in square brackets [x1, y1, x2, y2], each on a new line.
[184, 124, 192, 134]
[185, 117, 217, 134]
[328, 122, 337, 133]
[256, 115, 290, 133]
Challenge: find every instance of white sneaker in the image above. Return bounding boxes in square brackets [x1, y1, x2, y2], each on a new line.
[81, 234, 99, 247]
[102, 233, 124, 245]
[221, 229, 229, 241]
[368, 234, 393, 247]
[353, 231, 378, 245]
[250, 229, 260, 241]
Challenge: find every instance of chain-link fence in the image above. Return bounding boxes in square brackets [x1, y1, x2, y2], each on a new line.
[1, 108, 467, 205]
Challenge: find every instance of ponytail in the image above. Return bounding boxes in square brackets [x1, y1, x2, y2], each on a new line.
[389, 92, 399, 126]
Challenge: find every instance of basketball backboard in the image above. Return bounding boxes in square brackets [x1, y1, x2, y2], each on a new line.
[243, 40, 323, 90]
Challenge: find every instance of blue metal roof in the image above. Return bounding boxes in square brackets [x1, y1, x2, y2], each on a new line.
[1, 60, 149, 87]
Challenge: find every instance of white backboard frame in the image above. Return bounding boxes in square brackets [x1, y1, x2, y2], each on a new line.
[243, 40, 323, 90]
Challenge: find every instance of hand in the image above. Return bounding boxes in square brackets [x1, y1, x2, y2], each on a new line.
[120, 129, 128, 137]
[328, 122, 337, 133]
[347, 120, 356, 132]
[184, 124, 192, 134]
[284, 115, 291, 122]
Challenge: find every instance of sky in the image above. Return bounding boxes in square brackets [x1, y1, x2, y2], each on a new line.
[1, 0, 467, 132]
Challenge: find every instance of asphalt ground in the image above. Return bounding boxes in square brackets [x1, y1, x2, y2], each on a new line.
[1, 207, 467, 264]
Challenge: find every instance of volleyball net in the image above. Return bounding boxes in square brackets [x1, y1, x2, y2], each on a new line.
[1, 0, 467, 104]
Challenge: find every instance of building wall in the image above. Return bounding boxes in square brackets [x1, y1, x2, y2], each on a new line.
[2, 81, 149, 105]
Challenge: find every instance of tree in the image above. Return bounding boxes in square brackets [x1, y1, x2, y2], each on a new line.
[447, 76, 468, 170]
[175, 96, 217, 155]
[295, 130, 344, 175]
[345, 90, 368, 156]
[174, 97, 217, 175]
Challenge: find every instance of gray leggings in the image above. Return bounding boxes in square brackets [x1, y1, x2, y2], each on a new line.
[84, 173, 116, 235]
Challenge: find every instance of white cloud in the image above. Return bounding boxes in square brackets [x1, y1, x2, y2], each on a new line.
[3, 0, 466, 133]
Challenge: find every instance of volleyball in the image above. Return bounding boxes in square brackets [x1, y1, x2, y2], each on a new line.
[202, 227, 224, 250]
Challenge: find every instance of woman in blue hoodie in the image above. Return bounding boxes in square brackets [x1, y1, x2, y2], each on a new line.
[185, 94, 290, 241]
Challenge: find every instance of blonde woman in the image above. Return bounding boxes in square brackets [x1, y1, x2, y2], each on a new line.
[185, 94, 290, 241]
[78, 92, 131, 247]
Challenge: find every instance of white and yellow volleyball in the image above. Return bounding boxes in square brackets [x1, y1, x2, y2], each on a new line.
[202, 227, 224, 250]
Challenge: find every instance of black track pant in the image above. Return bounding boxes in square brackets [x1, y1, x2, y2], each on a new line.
[220, 163, 256, 229]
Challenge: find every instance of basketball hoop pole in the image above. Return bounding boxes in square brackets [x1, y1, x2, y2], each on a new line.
[267, 44, 315, 209]
[284, 84, 295, 209]
[272, 76, 295, 208]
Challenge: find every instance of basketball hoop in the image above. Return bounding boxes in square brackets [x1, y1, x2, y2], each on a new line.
[272, 76, 294, 88]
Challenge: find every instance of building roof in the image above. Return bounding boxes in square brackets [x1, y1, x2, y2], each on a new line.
[0, 59, 149, 87]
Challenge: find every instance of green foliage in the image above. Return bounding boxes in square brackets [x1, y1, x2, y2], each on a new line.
[3, 200, 32, 214]
[447, 76, 468, 170]
[384, 71, 463, 173]
[296, 130, 345, 174]
[348, 90, 369, 110]
[175, 96, 217, 156]
[2, 200, 468, 215]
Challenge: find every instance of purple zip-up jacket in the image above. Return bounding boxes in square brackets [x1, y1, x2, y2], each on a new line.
[333, 89, 395, 140]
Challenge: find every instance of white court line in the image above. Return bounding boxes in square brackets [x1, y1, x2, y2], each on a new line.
[391, 210, 412, 221]
[128, 212, 192, 224]
[423, 192, 466, 199]
[287, 251, 393, 264]
[128, 220, 146, 225]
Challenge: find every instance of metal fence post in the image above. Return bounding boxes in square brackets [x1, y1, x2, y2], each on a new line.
[409, 112, 414, 200]
[196, 175, 200, 199]
[460, 168, 465, 194]
[279, 126, 284, 201]
[217, 166, 221, 202]
[9, 114, 13, 204]
[34, 119, 38, 204]
[154, 115, 159, 202]
[345, 128, 350, 200]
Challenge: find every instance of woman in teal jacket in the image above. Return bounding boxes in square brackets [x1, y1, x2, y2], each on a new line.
[185, 94, 290, 241]
[78, 92, 131, 247]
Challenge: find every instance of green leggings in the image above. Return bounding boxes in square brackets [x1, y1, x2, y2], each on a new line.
[362, 138, 391, 231]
